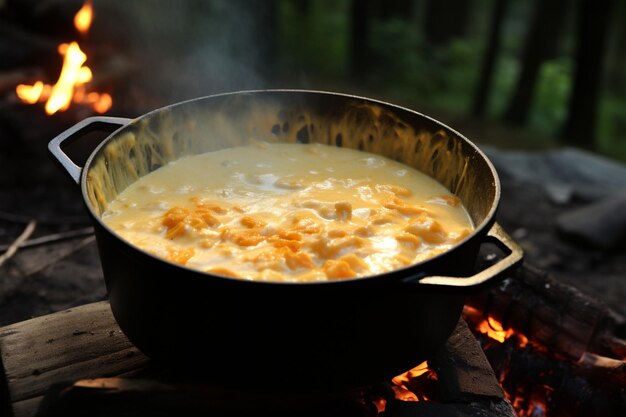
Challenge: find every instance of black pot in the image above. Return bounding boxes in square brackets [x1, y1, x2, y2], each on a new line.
[49, 90, 522, 391]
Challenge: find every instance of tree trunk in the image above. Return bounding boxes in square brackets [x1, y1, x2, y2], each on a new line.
[471, 0, 509, 117]
[604, 0, 626, 93]
[349, 0, 373, 81]
[423, 0, 471, 46]
[378, 0, 415, 21]
[503, 0, 571, 126]
[296, 0, 311, 15]
[562, 0, 612, 149]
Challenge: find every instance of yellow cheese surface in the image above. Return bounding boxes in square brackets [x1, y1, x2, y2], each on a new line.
[102, 143, 474, 282]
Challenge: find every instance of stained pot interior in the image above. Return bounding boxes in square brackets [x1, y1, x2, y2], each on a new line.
[84, 91, 498, 231]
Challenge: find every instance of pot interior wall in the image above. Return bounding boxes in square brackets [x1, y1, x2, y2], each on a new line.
[84, 91, 497, 228]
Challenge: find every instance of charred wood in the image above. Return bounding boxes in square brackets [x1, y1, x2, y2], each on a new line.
[429, 319, 505, 402]
[465, 263, 621, 361]
[476, 336, 626, 417]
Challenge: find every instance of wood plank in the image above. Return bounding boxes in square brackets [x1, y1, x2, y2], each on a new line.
[429, 319, 505, 402]
[0, 301, 149, 404]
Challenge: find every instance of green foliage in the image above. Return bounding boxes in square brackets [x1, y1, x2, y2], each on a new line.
[368, 19, 482, 114]
[367, 18, 433, 97]
[488, 56, 519, 117]
[597, 94, 626, 161]
[272, 0, 626, 162]
[529, 59, 572, 133]
[276, 0, 350, 79]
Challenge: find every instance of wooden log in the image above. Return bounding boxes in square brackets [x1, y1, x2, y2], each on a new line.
[0, 301, 149, 416]
[465, 263, 619, 361]
[577, 352, 626, 387]
[478, 337, 626, 416]
[429, 319, 505, 402]
[464, 309, 626, 389]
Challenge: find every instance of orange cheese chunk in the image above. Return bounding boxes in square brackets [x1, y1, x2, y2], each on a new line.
[323, 259, 357, 279]
[405, 214, 447, 244]
[162, 205, 220, 239]
[166, 247, 195, 265]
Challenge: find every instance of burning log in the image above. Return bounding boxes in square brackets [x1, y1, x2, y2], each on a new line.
[7, 0, 113, 115]
[465, 263, 622, 361]
[463, 263, 626, 416]
[472, 335, 626, 417]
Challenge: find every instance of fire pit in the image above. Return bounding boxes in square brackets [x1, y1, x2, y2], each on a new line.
[0, 298, 516, 417]
[1, 261, 623, 417]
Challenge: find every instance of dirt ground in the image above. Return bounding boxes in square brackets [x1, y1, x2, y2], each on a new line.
[0, 108, 625, 328]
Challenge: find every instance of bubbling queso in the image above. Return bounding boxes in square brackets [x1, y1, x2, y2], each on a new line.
[102, 143, 474, 282]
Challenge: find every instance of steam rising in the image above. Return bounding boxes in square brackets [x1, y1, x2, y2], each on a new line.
[108, 0, 274, 103]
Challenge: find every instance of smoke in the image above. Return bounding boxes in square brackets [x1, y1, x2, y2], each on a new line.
[100, 0, 274, 105]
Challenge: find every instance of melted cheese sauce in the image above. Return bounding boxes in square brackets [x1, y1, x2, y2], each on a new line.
[102, 143, 474, 282]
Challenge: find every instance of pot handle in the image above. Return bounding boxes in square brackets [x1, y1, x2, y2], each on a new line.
[415, 223, 523, 288]
[48, 116, 132, 184]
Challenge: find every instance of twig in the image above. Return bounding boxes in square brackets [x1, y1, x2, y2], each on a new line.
[0, 210, 89, 226]
[0, 227, 94, 252]
[0, 210, 32, 224]
[0, 220, 36, 268]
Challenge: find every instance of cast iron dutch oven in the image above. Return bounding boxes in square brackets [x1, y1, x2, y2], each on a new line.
[49, 90, 522, 391]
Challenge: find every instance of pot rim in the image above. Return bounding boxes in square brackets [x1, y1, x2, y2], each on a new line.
[80, 88, 502, 287]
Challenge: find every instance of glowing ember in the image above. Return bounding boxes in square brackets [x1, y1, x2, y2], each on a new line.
[390, 361, 434, 402]
[392, 361, 430, 385]
[526, 401, 547, 417]
[14, 1, 112, 115]
[477, 316, 515, 343]
[464, 306, 529, 347]
[88, 92, 112, 113]
[390, 385, 419, 402]
[372, 361, 435, 413]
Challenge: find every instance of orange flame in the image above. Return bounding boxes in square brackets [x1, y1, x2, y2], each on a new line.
[14, 1, 111, 115]
[74, 0, 93, 34]
[392, 361, 430, 386]
[390, 361, 434, 402]
[45, 42, 87, 114]
[478, 317, 515, 343]
[475, 316, 530, 347]
[16, 81, 46, 104]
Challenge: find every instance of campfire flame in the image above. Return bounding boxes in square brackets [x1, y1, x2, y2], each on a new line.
[464, 307, 550, 416]
[466, 306, 529, 347]
[15, 0, 111, 115]
[74, 0, 93, 34]
[391, 361, 433, 402]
